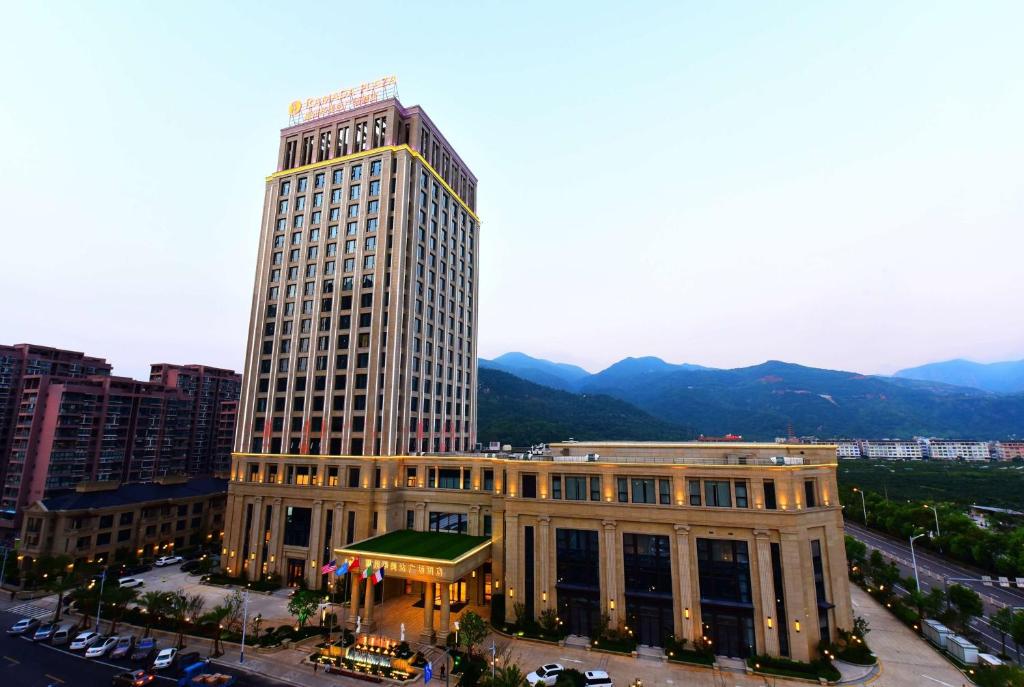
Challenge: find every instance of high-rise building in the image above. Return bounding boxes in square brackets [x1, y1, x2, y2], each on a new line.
[150, 364, 242, 474]
[223, 83, 852, 664]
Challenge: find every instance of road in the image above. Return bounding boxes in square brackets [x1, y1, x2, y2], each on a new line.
[845, 520, 1024, 659]
[0, 610, 286, 687]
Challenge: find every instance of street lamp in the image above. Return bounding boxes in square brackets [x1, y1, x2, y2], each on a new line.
[909, 533, 927, 592]
[923, 504, 941, 538]
[454, 620, 460, 649]
[239, 589, 250, 664]
[851, 488, 868, 524]
[95, 567, 108, 633]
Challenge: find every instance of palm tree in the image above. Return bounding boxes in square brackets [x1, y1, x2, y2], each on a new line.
[485, 663, 528, 687]
[106, 586, 139, 634]
[169, 591, 206, 649]
[991, 607, 1013, 657]
[45, 572, 81, 623]
[202, 604, 233, 657]
[139, 591, 173, 637]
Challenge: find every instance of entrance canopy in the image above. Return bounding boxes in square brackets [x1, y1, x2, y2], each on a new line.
[335, 530, 491, 584]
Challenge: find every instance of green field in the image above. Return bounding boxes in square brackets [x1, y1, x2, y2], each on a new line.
[838, 459, 1024, 509]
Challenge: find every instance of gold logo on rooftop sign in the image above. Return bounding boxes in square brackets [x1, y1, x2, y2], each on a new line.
[288, 76, 398, 125]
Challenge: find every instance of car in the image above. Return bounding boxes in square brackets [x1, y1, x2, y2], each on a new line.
[111, 669, 156, 687]
[86, 635, 120, 658]
[152, 647, 177, 670]
[584, 670, 614, 687]
[527, 664, 565, 687]
[51, 623, 77, 646]
[114, 564, 152, 577]
[111, 634, 137, 659]
[31, 623, 57, 641]
[131, 637, 158, 662]
[175, 651, 201, 671]
[7, 617, 41, 636]
[154, 555, 183, 567]
[118, 576, 144, 588]
[179, 559, 202, 573]
[69, 630, 102, 651]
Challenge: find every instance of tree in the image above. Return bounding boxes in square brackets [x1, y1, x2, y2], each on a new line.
[457, 610, 488, 657]
[485, 663, 528, 687]
[45, 572, 81, 623]
[1011, 610, 1024, 663]
[287, 588, 320, 628]
[844, 536, 867, 569]
[139, 591, 173, 637]
[946, 584, 983, 634]
[991, 607, 1014, 657]
[105, 586, 139, 634]
[169, 591, 206, 648]
[202, 603, 232, 657]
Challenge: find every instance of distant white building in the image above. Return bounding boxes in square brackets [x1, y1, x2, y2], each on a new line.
[863, 440, 922, 460]
[835, 441, 861, 459]
[994, 442, 1024, 461]
[923, 439, 990, 461]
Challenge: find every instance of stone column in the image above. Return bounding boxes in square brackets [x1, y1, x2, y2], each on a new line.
[504, 514, 518, 624]
[415, 502, 427, 531]
[602, 519, 619, 625]
[491, 508, 505, 593]
[754, 530, 779, 656]
[246, 496, 263, 579]
[364, 570, 376, 628]
[469, 505, 481, 536]
[331, 502, 345, 558]
[421, 581, 436, 643]
[306, 500, 324, 588]
[438, 582, 451, 644]
[266, 498, 282, 579]
[780, 531, 810, 662]
[673, 524, 695, 641]
[538, 516, 551, 610]
[350, 576, 362, 628]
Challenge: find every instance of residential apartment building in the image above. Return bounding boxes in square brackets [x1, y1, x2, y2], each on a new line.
[994, 442, 1024, 461]
[223, 88, 852, 663]
[150, 364, 242, 474]
[834, 440, 861, 458]
[18, 476, 227, 565]
[861, 440, 923, 460]
[922, 439, 990, 461]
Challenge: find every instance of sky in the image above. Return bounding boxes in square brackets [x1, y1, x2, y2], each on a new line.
[1, 1, 1022, 379]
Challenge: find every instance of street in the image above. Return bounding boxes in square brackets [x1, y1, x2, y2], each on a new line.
[0, 610, 287, 687]
[845, 520, 1024, 659]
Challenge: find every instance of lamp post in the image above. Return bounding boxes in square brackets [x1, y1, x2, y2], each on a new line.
[94, 567, 108, 633]
[923, 504, 941, 538]
[0, 538, 20, 590]
[239, 588, 250, 664]
[851, 488, 868, 524]
[909, 533, 926, 592]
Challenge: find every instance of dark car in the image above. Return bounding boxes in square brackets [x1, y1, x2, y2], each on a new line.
[175, 651, 200, 671]
[179, 560, 201, 573]
[131, 637, 158, 662]
[116, 563, 153, 576]
[111, 669, 156, 687]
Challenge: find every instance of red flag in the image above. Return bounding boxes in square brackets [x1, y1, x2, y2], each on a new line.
[320, 417, 328, 454]
[300, 418, 310, 455]
[262, 417, 271, 452]
[416, 419, 423, 450]
[349, 557, 360, 572]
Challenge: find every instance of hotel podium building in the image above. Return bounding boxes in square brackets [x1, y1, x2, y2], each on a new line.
[224, 90, 852, 662]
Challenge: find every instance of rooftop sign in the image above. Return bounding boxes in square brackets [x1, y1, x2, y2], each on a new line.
[288, 76, 398, 125]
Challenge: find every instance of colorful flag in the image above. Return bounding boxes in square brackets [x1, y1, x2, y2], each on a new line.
[349, 557, 360, 572]
[424, 662, 433, 683]
[361, 564, 372, 580]
[335, 560, 350, 576]
[372, 566, 385, 585]
[321, 559, 337, 574]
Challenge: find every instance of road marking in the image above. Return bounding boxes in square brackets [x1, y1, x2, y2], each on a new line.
[2, 656, 18, 665]
[558, 657, 584, 663]
[44, 675, 64, 683]
[920, 675, 955, 687]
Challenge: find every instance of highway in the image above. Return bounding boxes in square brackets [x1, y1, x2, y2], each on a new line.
[0, 609, 285, 687]
[845, 520, 1024, 659]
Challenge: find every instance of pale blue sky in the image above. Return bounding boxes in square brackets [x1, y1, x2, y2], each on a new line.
[1, 1, 1022, 378]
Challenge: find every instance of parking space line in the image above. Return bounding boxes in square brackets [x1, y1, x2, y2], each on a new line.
[3, 655, 18, 664]
[44, 674, 64, 683]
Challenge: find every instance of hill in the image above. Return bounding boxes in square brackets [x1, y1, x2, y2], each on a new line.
[476, 368, 695, 446]
[894, 358, 1024, 394]
[479, 352, 591, 392]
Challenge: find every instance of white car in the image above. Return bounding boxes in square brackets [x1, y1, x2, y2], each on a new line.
[154, 556, 183, 567]
[152, 647, 177, 670]
[584, 670, 614, 687]
[527, 664, 565, 687]
[69, 631, 102, 651]
[118, 576, 144, 588]
[85, 635, 119, 658]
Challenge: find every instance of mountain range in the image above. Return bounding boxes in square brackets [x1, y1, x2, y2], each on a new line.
[894, 358, 1024, 394]
[477, 353, 1024, 444]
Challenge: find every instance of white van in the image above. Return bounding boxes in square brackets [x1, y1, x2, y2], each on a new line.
[51, 623, 77, 646]
[118, 577, 144, 588]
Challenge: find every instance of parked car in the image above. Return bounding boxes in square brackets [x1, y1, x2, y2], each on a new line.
[7, 617, 41, 636]
[118, 577, 144, 588]
[131, 637, 158, 662]
[113, 564, 153, 578]
[527, 664, 565, 687]
[154, 555, 183, 567]
[86, 635, 120, 658]
[584, 670, 614, 687]
[111, 669, 156, 687]
[180, 559, 201, 573]
[69, 631, 102, 651]
[175, 651, 201, 672]
[152, 647, 177, 670]
[50, 623, 77, 646]
[111, 634, 137, 659]
[31, 623, 57, 641]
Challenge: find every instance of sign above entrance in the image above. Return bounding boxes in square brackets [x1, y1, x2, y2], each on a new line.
[288, 76, 398, 126]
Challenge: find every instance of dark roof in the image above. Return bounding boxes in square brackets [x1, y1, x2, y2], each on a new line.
[340, 530, 490, 561]
[40, 477, 227, 512]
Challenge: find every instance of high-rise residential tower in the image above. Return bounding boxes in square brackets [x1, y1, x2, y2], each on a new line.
[235, 85, 479, 460]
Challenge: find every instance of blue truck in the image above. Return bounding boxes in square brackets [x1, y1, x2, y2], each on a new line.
[177, 661, 238, 687]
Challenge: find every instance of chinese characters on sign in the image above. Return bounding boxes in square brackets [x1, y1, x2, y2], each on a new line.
[288, 76, 398, 125]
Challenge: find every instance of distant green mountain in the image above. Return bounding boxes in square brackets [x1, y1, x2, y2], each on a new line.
[479, 352, 592, 392]
[894, 358, 1024, 394]
[479, 353, 1024, 441]
[476, 368, 695, 446]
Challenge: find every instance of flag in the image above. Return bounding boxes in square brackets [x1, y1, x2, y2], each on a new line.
[321, 559, 337, 575]
[361, 564, 372, 580]
[349, 557, 360, 572]
[372, 566, 385, 585]
[424, 662, 433, 683]
[335, 560, 350, 576]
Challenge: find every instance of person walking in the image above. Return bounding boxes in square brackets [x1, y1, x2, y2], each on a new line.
[313, 661, 319, 673]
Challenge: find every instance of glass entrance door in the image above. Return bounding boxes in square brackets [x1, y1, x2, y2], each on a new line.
[286, 558, 305, 587]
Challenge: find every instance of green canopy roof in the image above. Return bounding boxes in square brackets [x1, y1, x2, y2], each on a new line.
[343, 530, 490, 562]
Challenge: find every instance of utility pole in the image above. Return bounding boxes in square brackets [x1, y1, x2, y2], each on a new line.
[909, 533, 926, 592]
[239, 588, 249, 663]
[923, 504, 941, 538]
[94, 567, 107, 633]
[0, 538, 21, 590]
